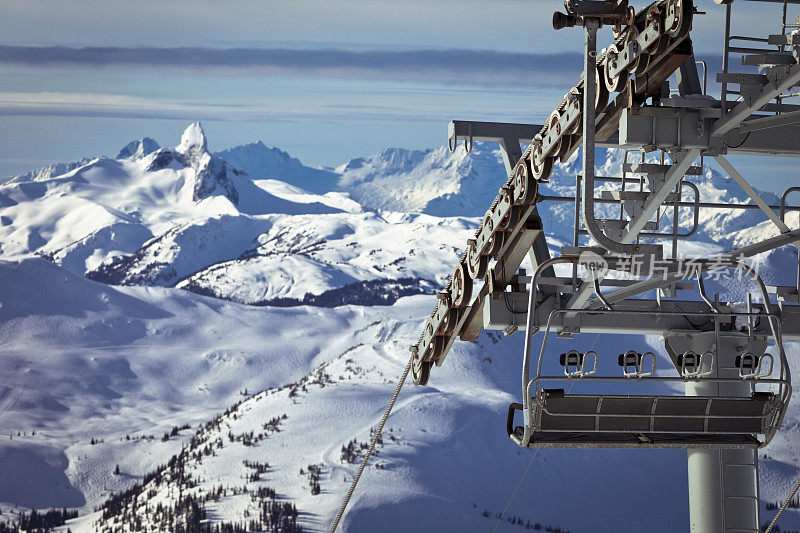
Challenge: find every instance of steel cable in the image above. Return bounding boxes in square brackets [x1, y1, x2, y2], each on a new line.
[491, 335, 598, 531]
[330, 353, 413, 532]
[491, 449, 540, 533]
[764, 473, 800, 533]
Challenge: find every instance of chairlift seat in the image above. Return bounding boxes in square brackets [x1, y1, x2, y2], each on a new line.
[507, 389, 779, 449]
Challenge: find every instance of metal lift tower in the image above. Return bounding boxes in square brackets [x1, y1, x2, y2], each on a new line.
[409, 0, 800, 531]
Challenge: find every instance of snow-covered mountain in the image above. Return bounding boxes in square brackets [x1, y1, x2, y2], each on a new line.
[213, 137, 797, 249]
[4, 158, 94, 186]
[116, 137, 160, 161]
[214, 141, 529, 217]
[0, 124, 478, 306]
[333, 146, 510, 217]
[1, 123, 799, 532]
[4, 126, 788, 307]
[215, 142, 339, 195]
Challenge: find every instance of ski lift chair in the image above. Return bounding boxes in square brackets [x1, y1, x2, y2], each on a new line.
[507, 258, 792, 449]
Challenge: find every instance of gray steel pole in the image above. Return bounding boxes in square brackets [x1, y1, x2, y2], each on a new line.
[583, 19, 599, 250]
[670, 332, 761, 533]
[721, 3, 731, 116]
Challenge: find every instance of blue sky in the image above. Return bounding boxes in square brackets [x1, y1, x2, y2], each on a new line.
[0, 0, 796, 194]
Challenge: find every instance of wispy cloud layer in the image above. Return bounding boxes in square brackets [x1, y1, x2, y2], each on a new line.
[0, 45, 583, 87]
[0, 91, 519, 123]
[0, 92, 227, 120]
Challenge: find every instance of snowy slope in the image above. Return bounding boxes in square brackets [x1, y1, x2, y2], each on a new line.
[217, 142, 532, 218]
[4, 158, 94, 186]
[172, 211, 469, 304]
[0, 258, 721, 532]
[0, 255, 797, 532]
[2, 138, 158, 188]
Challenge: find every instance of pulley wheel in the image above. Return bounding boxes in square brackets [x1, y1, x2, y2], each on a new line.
[626, 27, 646, 76]
[626, 5, 636, 26]
[645, 13, 662, 44]
[653, 33, 671, 56]
[531, 152, 554, 182]
[412, 353, 432, 386]
[564, 96, 582, 134]
[451, 262, 473, 307]
[558, 135, 577, 162]
[479, 210, 495, 254]
[667, 0, 691, 37]
[485, 229, 504, 258]
[497, 211, 511, 230]
[497, 189, 514, 229]
[547, 110, 563, 158]
[558, 134, 573, 159]
[512, 159, 536, 205]
[423, 320, 434, 342]
[603, 46, 627, 93]
[595, 64, 610, 113]
[499, 205, 521, 231]
[466, 241, 488, 280]
[439, 307, 460, 334]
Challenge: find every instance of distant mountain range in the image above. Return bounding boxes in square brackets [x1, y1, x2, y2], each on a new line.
[3, 122, 794, 305]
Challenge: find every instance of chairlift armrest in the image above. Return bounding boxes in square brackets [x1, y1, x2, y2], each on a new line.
[507, 403, 523, 438]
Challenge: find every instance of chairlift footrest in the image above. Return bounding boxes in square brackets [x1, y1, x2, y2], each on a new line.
[510, 426, 760, 449]
[506, 390, 777, 450]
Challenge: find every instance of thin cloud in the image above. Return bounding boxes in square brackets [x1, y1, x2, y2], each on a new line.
[0, 45, 582, 87]
[0, 91, 507, 123]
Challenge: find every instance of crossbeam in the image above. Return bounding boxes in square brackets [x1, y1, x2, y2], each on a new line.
[485, 295, 800, 339]
[712, 63, 800, 137]
[714, 155, 792, 233]
[620, 105, 800, 156]
[448, 120, 621, 173]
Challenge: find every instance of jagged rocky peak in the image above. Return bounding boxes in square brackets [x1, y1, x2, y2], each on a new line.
[177, 122, 209, 158]
[117, 137, 160, 160]
[170, 122, 240, 205]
